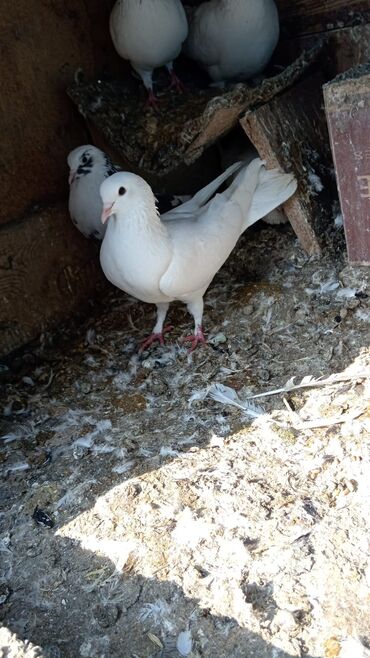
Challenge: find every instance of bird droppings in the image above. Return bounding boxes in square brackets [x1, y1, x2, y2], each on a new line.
[0, 222, 370, 658]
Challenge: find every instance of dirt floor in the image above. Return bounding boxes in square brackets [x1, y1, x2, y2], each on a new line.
[1, 220, 369, 658]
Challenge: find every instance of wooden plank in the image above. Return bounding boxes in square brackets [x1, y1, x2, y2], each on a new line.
[68, 42, 322, 179]
[273, 24, 370, 80]
[324, 64, 370, 265]
[241, 71, 336, 256]
[0, 204, 107, 356]
[275, 0, 370, 37]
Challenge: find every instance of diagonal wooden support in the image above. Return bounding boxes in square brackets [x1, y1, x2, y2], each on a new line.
[240, 71, 337, 256]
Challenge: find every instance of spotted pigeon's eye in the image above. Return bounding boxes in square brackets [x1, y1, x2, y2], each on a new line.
[119, 186, 126, 196]
[82, 155, 88, 164]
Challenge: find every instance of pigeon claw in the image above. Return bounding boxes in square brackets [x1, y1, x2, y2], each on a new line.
[169, 71, 186, 94]
[146, 89, 161, 111]
[139, 325, 173, 352]
[182, 327, 207, 353]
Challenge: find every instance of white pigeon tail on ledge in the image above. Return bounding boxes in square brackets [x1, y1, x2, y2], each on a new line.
[184, 0, 279, 83]
[110, 0, 188, 108]
[99, 159, 297, 351]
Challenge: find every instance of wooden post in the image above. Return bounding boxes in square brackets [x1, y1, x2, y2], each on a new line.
[241, 71, 336, 256]
[324, 64, 370, 265]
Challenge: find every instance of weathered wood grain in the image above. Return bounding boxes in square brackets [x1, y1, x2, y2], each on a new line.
[0, 0, 95, 226]
[241, 71, 337, 256]
[274, 24, 370, 80]
[276, 0, 370, 37]
[324, 64, 370, 265]
[0, 204, 107, 356]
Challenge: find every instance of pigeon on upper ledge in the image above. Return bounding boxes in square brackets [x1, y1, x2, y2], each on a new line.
[67, 145, 191, 241]
[109, 0, 188, 108]
[183, 0, 279, 83]
[99, 158, 297, 351]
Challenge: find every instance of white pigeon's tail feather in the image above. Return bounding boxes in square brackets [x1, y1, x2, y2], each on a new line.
[247, 166, 297, 228]
[162, 160, 243, 221]
[227, 157, 265, 228]
[226, 157, 296, 232]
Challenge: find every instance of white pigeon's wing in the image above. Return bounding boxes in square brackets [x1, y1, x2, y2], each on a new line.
[159, 195, 244, 299]
[162, 160, 243, 223]
[248, 168, 297, 225]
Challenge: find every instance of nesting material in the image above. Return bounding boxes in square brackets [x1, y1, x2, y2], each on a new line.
[67, 43, 323, 178]
[1, 222, 370, 657]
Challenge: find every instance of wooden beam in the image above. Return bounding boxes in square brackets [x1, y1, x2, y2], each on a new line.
[0, 204, 106, 356]
[275, 0, 370, 37]
[324, 64, 370, 265]
[241, 71, 337, 256]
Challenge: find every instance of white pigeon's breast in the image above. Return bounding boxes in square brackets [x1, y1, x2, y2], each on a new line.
[188, 0, 279, 81]
[110, 0, 188, 69]
[100, 219, 173, 304]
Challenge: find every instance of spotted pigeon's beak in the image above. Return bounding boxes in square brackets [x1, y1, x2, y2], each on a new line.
[101, 203, 114, 224]
[68, 169, 76, 185]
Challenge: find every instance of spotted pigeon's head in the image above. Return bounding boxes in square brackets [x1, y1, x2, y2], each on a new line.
[67, 145, 116, 185]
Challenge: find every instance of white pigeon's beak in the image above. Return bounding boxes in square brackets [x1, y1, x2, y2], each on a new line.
[68, 169, 77, 185]
[101, 203, 114, 224]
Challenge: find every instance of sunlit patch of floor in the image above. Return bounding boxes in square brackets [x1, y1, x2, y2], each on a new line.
[1, 224, 370, 657]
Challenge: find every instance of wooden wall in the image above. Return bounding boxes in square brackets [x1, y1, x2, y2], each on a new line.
[0, 0, 118, 356]
[0, 0, 369, 356]
[276, 0, 370, 37]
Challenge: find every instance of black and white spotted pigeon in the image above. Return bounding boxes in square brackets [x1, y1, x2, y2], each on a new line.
[68, 145, 117, 240]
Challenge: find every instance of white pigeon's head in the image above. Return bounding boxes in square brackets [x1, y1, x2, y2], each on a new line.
[100, 171, 156, 224]
[67, 145, 116, 185]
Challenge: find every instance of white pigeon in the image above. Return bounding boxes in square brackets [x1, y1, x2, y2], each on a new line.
[99, 159, 297, 351]
[184, 0, 279, 83]
[67, 144, 187, 240]
[109, 0, 188, 107]
[68, 145, 117, 240]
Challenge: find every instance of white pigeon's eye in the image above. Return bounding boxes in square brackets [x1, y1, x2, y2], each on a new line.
[118, 186, 126, 196]
[82, 155, 88, 164]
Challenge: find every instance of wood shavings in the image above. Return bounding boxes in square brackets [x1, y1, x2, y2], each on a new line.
[1, 223, 370, 657]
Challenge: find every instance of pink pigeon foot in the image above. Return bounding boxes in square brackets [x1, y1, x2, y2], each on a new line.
[169, 70, 186, 94]
[139, 325, 173, 352]
[182, 327, 206, 353]
[145, 89, 161, 111]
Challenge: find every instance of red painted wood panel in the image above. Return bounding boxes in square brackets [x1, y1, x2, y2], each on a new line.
[324, 65, 370, 264]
